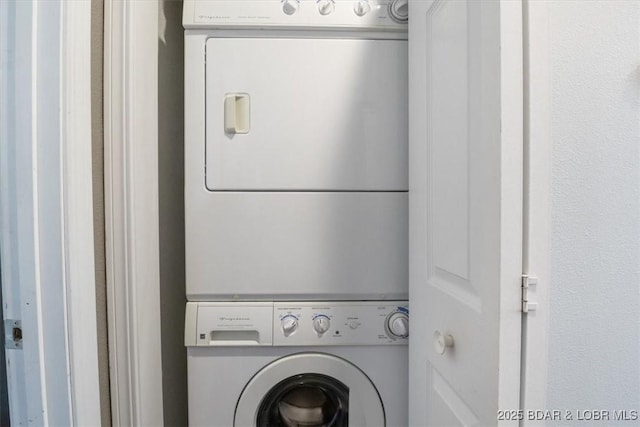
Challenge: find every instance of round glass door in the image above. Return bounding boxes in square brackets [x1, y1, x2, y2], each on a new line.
[256, 373, 349, 427]
[234, 353, 385, 427]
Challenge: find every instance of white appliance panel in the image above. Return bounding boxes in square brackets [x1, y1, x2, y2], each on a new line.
[272, 301, 408, 346]
[185, 301, 409, 346]
[205, 37, 408, 191]
[192, 302, 274, 346]
[185, 192, 408, 300]
[185, 301, 408, 426]
[188, 346, 407, 427]
[184, 0, 408, 30]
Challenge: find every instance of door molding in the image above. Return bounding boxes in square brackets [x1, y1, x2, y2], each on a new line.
[104, 1, 165, 425]
[61, 1, 103, 424]
[521, 0, 551, 420]
[0, 0, 100, 424]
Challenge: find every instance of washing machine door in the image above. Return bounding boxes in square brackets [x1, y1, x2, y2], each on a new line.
[234, 353, 385, 426]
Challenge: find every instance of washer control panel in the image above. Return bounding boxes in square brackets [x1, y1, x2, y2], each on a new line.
[186, 301, 408, 347]
[183, 0, 408, 30]
[273, 301, 408, 345]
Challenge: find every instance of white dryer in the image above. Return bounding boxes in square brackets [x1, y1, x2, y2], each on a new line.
[185, 301, 409, 426]
[183, 0, 409, 301]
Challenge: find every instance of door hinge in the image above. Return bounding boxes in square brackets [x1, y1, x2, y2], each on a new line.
[521, 274, 538, 313]
[5, 319, 22, 350]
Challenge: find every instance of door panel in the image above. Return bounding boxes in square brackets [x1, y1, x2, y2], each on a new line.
[205, 38, 408, 191]
[430, 369, 480, 426]
[409, 0, 523, 425]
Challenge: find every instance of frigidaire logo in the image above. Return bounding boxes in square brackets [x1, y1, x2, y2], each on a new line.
[219, 316, 250, 321]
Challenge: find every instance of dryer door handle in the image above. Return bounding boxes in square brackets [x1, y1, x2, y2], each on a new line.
[224, 93, 251, 134]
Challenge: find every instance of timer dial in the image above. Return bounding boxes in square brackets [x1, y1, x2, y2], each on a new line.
[386, 311, 409, 339]
[282, 0, 300, 15]
[312, 315, 331, 336]
[353, 0, 371, 16]
[388, 0, 408, 23]
[317, 0, 335, 15]
[281, 315, 299, 337]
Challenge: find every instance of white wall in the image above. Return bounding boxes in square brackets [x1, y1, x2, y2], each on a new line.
[547, 0, 640, 417]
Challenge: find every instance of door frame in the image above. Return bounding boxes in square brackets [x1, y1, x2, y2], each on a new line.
[0, 0, 100, 424]
[103, 0, 165, 425]
[521, 0, 552, 419]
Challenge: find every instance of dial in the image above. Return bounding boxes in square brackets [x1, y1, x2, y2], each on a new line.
[282, 0, 300, 15]
[317, 0, 335, 16]
[386, 312, 409, 339]
[312, 315, 331, 336]
[353, 0, 370, 17]
[281, 315, 299, 337]
[387, 0, 408, 23]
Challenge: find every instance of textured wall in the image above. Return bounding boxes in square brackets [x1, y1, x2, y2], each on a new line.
[547, 0, 640, 418]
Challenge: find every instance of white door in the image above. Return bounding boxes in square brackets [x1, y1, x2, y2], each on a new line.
[408, 0, 523, 425]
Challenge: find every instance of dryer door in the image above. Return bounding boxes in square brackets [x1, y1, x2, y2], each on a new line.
[205, 37, 408, 191]
[234, 353, 385, 426]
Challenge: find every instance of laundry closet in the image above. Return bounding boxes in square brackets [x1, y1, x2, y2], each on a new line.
[178, 0, 522, 424]
[1, 1, 638, 426]
[107, 1, 640, 426]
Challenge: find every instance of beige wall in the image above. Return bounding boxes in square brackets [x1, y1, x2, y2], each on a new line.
[91, 0, 111, 425]
[158, 1, 188, 425]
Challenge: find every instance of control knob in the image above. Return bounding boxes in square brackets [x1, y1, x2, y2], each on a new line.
[312, 315, 331, 336]
[282, 0, 300, 15]
[386, 311, 409, 339]
[388, 0, 408, 23]
[281, 315, 299, 337]
[317, 0, 335, 16]
[353, 0, 371, 16]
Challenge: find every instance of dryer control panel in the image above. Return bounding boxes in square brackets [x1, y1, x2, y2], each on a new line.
[183, 0, 408, 30]
[185, 301, 408, 347]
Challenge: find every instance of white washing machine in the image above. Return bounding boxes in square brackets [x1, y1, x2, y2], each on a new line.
[183, 0, 409, 301]
[185, 301, 409, 426]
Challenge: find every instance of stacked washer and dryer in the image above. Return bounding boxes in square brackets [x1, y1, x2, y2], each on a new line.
[183, 0, 409, 425]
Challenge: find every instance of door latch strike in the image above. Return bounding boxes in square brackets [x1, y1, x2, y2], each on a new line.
[5, 319, 22, 349]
